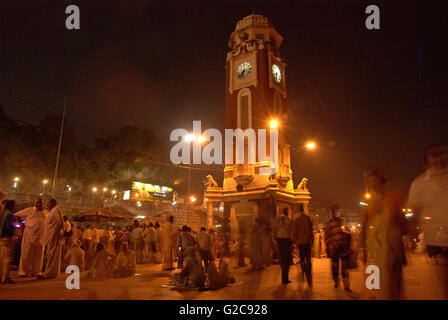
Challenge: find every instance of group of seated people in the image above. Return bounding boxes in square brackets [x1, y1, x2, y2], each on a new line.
[65, 240, 136, 279]
[172, 246, 235, 290]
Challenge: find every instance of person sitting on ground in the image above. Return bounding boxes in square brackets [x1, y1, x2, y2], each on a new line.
[206, 259, 235, 289]
[114, 242, 136, 277]
[172, 247, 205, 289]
[64, 239, 85, 271]
[89, 243, 116, 279]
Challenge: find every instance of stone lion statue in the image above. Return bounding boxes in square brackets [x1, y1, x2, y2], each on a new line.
[206, 174, 218, 188]
[296, 177, 309, 192]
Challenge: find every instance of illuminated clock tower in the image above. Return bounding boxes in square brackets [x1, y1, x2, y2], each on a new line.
[205, 13, 310, 239]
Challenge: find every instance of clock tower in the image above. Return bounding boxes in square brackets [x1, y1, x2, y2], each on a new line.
[205, 13, 311, 240]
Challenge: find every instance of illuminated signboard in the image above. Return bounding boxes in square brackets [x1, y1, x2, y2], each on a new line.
[131, 181, 174, 202]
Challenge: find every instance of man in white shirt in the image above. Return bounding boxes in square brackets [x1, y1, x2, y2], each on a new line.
[39, 199, 64, 279]
[15, 198, 47, 277]
[273, 208, 294, 284]
[407, 142, 448, 298]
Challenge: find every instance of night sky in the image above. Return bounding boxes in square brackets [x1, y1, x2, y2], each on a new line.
[1, 0, 447, 208]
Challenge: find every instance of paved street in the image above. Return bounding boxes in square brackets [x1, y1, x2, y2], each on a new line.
[0, 253, 445, 300]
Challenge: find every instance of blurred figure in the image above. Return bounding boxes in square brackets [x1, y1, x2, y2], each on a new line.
[92, 225, 100, 254]
[113, 227, 123, 256]
[249, 218, 264, 271]
[325, 205, 351, 291]
[294, 204, 314, 287]
[196, 226, 212, 268]
[362, 166, 408, 299]
[144, 222, 156, 263]
[154, 221, 162, 263]
[82, 225, 93, 256]
[89, 243, 115, 279]
[40, 199, 65, 279]
[407, 142, 448, 298]
[312, 231, 321, 258]
[207, 259, 235, 289]
[14, 198, 47, 277]
[177, 225, 197, 269]
[172, 247, 205, 289]
[65, 239, 85, 271]
[131, 222, 144, 264]
[161, 216, 178, 271]
[114, 242, 136, 277]
[273, 207, 293, 284]
[0, 200, 17, 283]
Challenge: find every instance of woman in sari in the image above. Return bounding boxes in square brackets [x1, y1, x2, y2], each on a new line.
[362, 166, 408, 299]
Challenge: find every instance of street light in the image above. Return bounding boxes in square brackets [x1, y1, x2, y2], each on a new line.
[305, 141, 316, 150]
[13, 177, 20, 189]
[42, 179, 48, 198]
[190, 195, 197, 203]
[184, 133, 206, 224]
[292, 141, 318, 154]
[92, 187, 98, 192]
[270, 119, 279, 129]
[364, 192, 371, 200]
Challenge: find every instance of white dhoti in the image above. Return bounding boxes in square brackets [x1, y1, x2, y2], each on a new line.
[43, 242, 62, 278]
[19, 243, 44, 276]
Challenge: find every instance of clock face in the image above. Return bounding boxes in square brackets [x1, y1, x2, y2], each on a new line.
[237, 62, 252, 80]
[272, 64, 282, 83]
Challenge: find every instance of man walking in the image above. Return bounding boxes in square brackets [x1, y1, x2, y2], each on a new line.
[294, 204, 314, 287]
[39, 199, 64, 279]
[274, 208, 293, 284]
[325, 205, 351, 291]
[407, 142, 448, 299]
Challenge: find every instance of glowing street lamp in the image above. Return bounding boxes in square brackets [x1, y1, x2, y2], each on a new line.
[92, 187, 98, 192]
[103, 187, 108, 192]
[270, 119, 279, 129]
[364, 192, 371, 200]
[305, 141, 316, 150]
[13, 177, 20, 188]
[190, 195, 197, 203]
[42, 179, 48, 197]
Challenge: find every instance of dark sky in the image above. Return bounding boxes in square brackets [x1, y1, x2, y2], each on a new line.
[1, 0, 447, 208]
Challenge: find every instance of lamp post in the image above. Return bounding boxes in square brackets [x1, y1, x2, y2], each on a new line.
[42, 179, 48, 200]
[184, 133, 206, 224]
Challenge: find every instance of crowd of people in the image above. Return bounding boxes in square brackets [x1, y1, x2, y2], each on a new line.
[0, 142, 446, 298]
